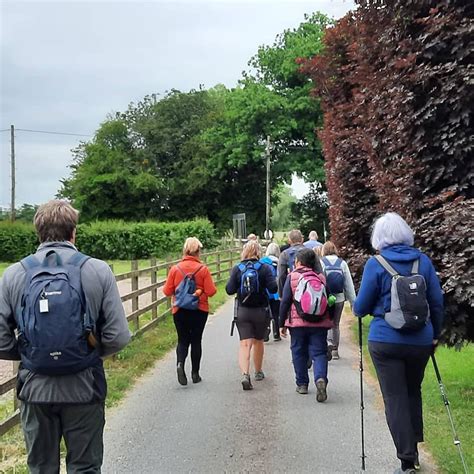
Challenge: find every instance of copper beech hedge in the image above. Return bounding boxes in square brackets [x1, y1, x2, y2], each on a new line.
[301, 0, 473, 344]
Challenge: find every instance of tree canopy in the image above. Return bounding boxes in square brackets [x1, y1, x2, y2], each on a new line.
[60, 13, 331, 233]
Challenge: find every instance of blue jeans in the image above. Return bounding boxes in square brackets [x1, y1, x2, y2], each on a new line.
[289, 327, 329, 386]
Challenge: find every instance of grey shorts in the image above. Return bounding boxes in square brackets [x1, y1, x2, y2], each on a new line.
[236, 305, 269, 341]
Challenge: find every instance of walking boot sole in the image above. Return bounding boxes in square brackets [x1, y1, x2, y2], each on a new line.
[316, 379, 327, 402]
[177, 365, 187, 386]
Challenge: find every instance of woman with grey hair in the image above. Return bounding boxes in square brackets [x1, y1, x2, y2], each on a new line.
[354, 212, 444, 473]
[260, 242, 281, 341]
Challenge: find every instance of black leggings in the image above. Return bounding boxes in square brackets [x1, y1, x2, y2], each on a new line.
[369, 341, 432, 464]
[173, 309, 208, 372]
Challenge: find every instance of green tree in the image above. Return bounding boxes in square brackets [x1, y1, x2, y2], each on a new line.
[271, 185, 298, 231]
[60, 120, 164, 221]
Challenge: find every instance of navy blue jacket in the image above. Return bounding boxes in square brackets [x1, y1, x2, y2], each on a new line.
[353, 244, 444, 345]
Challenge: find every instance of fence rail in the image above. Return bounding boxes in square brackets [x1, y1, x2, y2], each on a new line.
[0, 246, 242, 436]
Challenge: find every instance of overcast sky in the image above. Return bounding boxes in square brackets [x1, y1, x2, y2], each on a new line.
[0, 0, 355, 208]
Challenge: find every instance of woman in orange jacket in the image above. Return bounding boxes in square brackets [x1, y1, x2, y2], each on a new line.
[163, 237, 217, 385]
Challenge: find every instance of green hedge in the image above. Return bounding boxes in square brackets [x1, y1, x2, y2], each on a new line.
[0, 219, 217, 262]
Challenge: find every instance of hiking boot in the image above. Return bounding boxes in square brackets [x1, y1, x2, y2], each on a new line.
[241, 373, 253, 390]
[307, 358, 312, 370]
[327, 344, 334, 361]
[315, 378, 327, 402]
[296, 385, 308, 395]
[331, 349, 340, 360]
[191, 371, 202, 384]
[254, 371, 265, 381]
[273, 333, 281, 341]
[177, 362, 187, 386]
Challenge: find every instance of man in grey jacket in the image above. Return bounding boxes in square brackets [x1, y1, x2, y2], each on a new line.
[0, 200, 130, 473]
[277, 229, 322, 296]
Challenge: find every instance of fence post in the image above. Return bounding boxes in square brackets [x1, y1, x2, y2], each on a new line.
[216, 251, 221, 282]
[131, 260, 139, 332]
[13, 361, 19, 411]
[150, 257, 157, 320]
[166, 257, 172, 311]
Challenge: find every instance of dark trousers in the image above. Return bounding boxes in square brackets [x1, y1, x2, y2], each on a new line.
[173, 309, 208, 372]
[20, 401, 105, 474]
[289, 327, 329, 386]
[327, 301, 344, 349]
[269, 299, 281, 339]
[369, 341, 432, 464]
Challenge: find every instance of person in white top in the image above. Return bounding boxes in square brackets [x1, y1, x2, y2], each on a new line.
[320, 241, 356, 360]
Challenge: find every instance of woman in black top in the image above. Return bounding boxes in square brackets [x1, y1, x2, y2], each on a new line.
[226, 241, 278, 390]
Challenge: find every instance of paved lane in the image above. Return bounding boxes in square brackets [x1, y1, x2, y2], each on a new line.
[103, 299, 436, 473]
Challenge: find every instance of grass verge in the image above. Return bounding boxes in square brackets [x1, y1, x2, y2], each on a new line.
[0, 281, 230, 472]
[352, 315, 473, 474]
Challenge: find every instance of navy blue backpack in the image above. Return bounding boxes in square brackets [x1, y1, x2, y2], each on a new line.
[238, 261, 262, 306]
[16, 250, 100, 376]
[174, 264, 203, 311]
[286, 247, 297, 272]
[322, 257, 345, 294]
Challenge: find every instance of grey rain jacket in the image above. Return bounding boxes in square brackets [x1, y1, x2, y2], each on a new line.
[0, 241, 131, 404]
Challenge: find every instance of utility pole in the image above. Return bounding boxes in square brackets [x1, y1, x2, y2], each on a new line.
[265, 135, 271, 239]
[10, 124, 15, 222]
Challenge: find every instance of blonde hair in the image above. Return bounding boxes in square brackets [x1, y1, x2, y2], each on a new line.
[246, 233, 257, 241]
[34, 200, 79, 243]
[314, 245, 323, 257]
[241, 241, 261, 260]
[265, 242, 280, 258]
[322, 241, 339, 256]
[183, 237, 203, 256]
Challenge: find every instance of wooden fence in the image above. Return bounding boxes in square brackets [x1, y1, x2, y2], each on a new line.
[0, 246, 242, 436]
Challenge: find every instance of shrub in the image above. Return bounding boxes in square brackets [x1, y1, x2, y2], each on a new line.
[0, 219, 217, 262]
[302, 0, 474, 343]
[0, 222, 38, 261]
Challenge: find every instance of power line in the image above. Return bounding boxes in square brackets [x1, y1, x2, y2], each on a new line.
[15, 128, 91, 137]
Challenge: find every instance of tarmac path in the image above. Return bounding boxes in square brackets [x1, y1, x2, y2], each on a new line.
[102, 299, 438, 474]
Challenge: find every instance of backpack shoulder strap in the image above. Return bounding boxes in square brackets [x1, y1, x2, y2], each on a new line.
[68, 251, 90, 268]
[191, 265, 204, 277]
[176, 264, 187, 277]
[411, 259, 420, 274]
[374, 255, 398, 277]
[20, 255, 41, 271]
[322, 257, 331, 267]
[254, 262, 261, 271]
[238, 262, 246, 272]
[334, 257, 343, 268]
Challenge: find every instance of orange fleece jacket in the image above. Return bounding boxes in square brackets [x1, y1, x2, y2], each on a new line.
[163, 255, 217, 314]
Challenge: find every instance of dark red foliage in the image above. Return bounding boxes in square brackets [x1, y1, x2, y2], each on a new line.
[302, 0, 474, 344]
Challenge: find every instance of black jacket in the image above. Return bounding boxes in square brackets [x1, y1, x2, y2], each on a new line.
[225, 259, 278, 307]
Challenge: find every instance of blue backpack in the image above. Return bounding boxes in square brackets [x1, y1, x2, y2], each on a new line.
[286, 247, 298, 272]
[17, 250, 100, 376]
[322, 257, 345, 294]
[260, 257, 279, 301]
[174, 264, 203, 311]
[238, 261, 262, 306]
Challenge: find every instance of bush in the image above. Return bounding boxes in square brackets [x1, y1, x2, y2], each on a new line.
[302, 1, 474, 343]
[0, 222, 38, 261]
[0, 219, 217, 262]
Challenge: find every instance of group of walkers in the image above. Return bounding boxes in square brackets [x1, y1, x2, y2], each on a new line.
[0, 199, 445, 474]
[164, 215, 444, 474]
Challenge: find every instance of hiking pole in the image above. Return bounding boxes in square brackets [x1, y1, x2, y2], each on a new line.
[431, 354, 469, 474]
[358, 317, 366, 471]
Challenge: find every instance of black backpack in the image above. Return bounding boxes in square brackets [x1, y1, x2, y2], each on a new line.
[375, 255, 430, 331]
